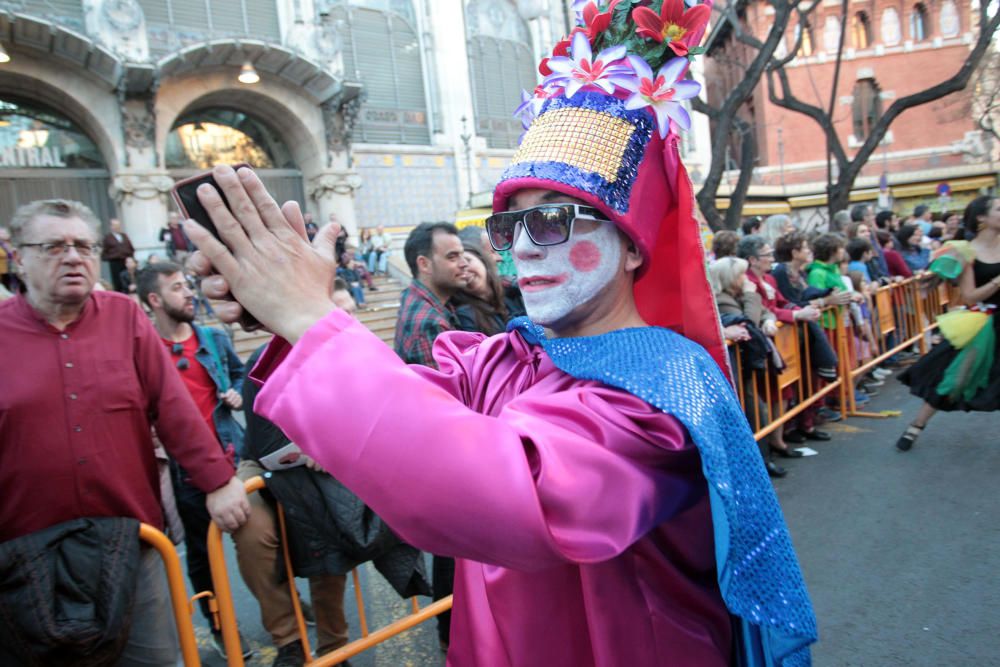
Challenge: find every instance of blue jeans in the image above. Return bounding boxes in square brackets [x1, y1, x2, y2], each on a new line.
[367, 250, 389, 274]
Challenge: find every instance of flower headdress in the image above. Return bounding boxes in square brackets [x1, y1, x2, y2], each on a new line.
[495, 0, 725, 372]
[529, 0, 711, 138]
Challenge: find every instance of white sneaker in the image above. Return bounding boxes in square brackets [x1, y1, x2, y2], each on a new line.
[872, 368, 892, 379]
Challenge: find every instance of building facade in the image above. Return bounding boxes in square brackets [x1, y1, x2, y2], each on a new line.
[704, 0, 997, 227]
[0, 0, 590, 256]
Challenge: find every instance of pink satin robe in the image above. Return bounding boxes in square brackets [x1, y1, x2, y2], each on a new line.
[252, 310, 732, 666]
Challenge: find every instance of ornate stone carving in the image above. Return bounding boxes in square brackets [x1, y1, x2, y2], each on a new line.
[322, 85, 366, 162]
[111, 171, 175, 203]
[122, 96, 156, 151]
[308, 171, 364, 200]
[101, 0, 143, 32]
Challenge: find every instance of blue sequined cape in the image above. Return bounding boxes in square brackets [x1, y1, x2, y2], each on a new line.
[508, 317, 817, 667]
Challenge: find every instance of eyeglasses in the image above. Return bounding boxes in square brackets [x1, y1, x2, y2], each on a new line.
[485, 204, 609, 252]
[170, 342, 189, 371]
[19, 241, 102, 257]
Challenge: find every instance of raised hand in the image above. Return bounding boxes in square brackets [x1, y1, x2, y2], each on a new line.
[182, 165, 340, 343]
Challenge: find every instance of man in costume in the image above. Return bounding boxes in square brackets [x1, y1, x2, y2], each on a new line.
[185, 1, 816, 664]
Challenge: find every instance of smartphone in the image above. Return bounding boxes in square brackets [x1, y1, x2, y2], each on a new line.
[170, 164, 262, 331]
[170, 163, 251, 245]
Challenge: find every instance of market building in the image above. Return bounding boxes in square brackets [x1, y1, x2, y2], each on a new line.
[0, 0, 598, 259]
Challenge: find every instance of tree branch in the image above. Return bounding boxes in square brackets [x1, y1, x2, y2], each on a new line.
[724, 116, 758, 230]
[839, 7, 1000, 188]
[696, 0, 795, 229]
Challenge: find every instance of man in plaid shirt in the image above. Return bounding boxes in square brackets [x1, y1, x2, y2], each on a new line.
[393, 221, 469, 651]
[394, 222, 470, 369]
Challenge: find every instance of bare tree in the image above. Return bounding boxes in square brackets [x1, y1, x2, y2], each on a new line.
[767, 1, 1000, 216]
[694, 0, 819, 230]
[972, 44, 1000, 145]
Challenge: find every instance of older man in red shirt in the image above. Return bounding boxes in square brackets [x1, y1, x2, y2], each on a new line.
[0, 199, 249, 666]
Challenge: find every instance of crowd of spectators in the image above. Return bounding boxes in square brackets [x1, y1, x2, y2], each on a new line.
[705, 203, 953, 477]
[0, 194, 963, 665]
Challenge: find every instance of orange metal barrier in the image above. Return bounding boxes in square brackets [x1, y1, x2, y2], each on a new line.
[729, 306, 847, 441]
[207, 476, 453, 666]
[729, 272, 963, 441]
[138, 523, 203, 667]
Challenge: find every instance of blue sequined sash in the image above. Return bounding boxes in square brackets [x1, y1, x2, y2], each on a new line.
[508, 317, 817, 667]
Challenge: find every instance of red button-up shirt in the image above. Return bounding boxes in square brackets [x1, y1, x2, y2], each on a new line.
[0, 292, 234, 542]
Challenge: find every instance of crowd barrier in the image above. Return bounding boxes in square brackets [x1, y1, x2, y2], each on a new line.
[207, 476, 453, 667]
[138, 523, 204, 667]
[730, 273, 957, 440]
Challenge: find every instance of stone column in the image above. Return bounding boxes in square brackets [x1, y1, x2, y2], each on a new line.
[308, 170, 363, 237]
[111, 169, 174, 260]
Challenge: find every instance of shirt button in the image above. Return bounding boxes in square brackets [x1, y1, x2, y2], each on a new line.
[78, 457, 86, 465]
[73, 426, 82, 433]
[69, 393, 78, 400]
[65, 362, 74, 368]
[61, 334, 69, 340]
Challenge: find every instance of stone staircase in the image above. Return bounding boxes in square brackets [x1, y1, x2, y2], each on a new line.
[210, 272, 406, 362]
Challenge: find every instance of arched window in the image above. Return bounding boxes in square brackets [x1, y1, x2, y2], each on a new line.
[852, 79, 882, 141]
[166, 109, 295, 169]
[939, 1, 960, 38]
[823, 15, 842, 53]
[880, 8, 901, 46]
[910, 3, 928, 42]
[329, 3, 432, 144]
[466, 0, 537, 149]
[0, 96, 104, 168]
[852, 11, 872, 49]
[793, 20, 814, 57]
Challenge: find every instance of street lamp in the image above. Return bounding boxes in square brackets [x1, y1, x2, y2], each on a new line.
[238, 61, 260, 84]
[460, 115, 474, 208]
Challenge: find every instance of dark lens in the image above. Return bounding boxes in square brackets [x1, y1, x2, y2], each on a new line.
[486, 214, 516, 251]
[172, 343, 183, 355]
[524, 206, 571, 245]
[176, 357, 189, 371]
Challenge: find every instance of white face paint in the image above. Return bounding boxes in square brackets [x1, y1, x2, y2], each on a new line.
[513, 219, 622, 328]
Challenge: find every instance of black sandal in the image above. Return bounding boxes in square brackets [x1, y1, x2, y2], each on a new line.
[895, 424, 924, 452]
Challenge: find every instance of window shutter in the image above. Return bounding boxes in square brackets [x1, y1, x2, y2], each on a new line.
[344, 6, 430, 145]
[469, 36, 535, 149]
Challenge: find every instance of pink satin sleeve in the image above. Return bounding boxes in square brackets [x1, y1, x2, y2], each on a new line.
[253, 309, 704, 571]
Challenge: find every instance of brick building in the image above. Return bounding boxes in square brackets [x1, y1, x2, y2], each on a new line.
[704, 0, 996, 227]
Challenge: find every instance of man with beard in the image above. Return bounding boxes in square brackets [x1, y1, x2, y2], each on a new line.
[393, 222, 469, 649]
[137, 261, 252, 660]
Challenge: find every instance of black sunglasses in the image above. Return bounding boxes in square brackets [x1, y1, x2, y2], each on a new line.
[485, 204, 609, 252]
[170, 342, 189, 371]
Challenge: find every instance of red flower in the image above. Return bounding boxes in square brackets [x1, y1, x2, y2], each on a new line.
[581, 0, 620, 40]
[632, 0, 710, 56]
[553, 35, 573, 56]
[540, 35, 574, 75]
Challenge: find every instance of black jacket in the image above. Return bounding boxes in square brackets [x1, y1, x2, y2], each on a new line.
[243, 347, 431, 599]
[0, 517, 140, 666]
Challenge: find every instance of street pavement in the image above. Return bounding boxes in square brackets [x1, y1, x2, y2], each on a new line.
[775, 375, 1000, 667]
[184, 374, 997, 666]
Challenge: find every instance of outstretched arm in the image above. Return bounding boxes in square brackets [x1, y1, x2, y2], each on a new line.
[252, 310, 704, 572]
